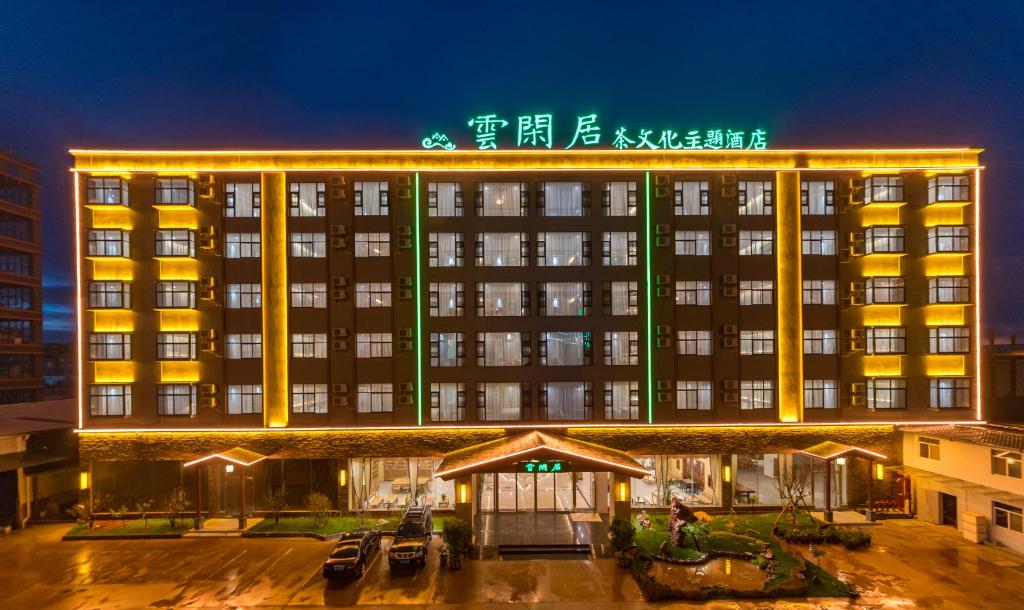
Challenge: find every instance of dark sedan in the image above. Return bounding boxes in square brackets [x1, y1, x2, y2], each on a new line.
[322, 531, 381, 579]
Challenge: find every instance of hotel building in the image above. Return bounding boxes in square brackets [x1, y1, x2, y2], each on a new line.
[72, 148, 982, 522]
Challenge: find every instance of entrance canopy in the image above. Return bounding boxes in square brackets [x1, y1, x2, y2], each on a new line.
[434, 430, 650, 480]
[183, 446, 268, 468]
[799, 441, 887, 462]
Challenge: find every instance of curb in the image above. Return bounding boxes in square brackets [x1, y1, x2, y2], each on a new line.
[62, 532, 186, 541]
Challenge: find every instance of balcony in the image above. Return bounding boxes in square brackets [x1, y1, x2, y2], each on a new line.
[93, 361, 135, 383]
[923, 252, 969, 277]
[860, 304, 904, 327]
[925, 354, 968, 376]
[91, 310, 135, 332]
[160, 360, 200, 383]
[860, 253, 904, 277]
[863, 355, 903, 377]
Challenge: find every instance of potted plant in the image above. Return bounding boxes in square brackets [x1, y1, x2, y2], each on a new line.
[609, 517, 637, 568]
[442, 518, 474, 570]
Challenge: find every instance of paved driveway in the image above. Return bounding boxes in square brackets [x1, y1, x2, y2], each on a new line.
[0, 519, 1022, 609]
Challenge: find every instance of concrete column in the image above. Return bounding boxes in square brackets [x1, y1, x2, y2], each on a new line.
[260, 172, 289, 428]
[610, 473, 631, 523]
[775, 171, 804, 423]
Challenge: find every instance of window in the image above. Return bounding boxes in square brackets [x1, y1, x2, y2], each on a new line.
[87, 229, 129, 257]
[674, 231, 711, 256]
[537, 232, 588, 266]
[605, 182, 637, 216]
[930, 378, 971, 409]
[675, 281, 711, 306]
[478, 332, 525, 366]
[929, 277, 971, 303]
[289, 182, 325, 217]
[227, 385, 263, 414]
[740, 330, 774, 355]
[802, 230, 836, 255]
[867, 378, 906, 409]
[604, 331, 638, 365]
[225, 182, 260, 217]
[226, 283, 261, 309]
[155, 178, 194, 205]
[801, 181, 834, 215]
[864, 176, 904, 203]
[478, 282, 527, 317]
[226, 233, 260, 258]
[804, 380, 837, 409]
[86, 177, 128, 205]
[0, 321, 31, 345]
[430, 332, 464, 367]
[605, 381, 640, 420]
[356, 333, 393, 358]
[739, 230, 773, 255]
[429, 282, 463, 317]
[540, 382, 592, 420]
[803, 330, 837, 354]
[430, 383, 465, 422]
[542, 282, 588, 316]
[354, 181, 389, 216]
[89, 385, 131, 416]
[929, 175, 970, 203]
[289, 232, 326, 258]
[0, 249, 31, 275]
[919, 436, 941, 460]
[739, 280, 773, 305]
[929, 327, 971, 354]
[539, 182, 585, 216]
[675, 180, 709, 215]
[156, 333, 196, 360]
[739, 181, 773, 215]
[157, 384, 196, 416]
[992, 450, 1023, 478]
[89, 333, 131, 360]
[355, 232, 390, 257]
[928, 226, 970, 253]
[539, 331, 588, 366]
[803, 280, 836, 305]
[677, 381, 712, 410]
[225, 333, 261, 359]
[994, 502, 1023, 533]
[354, 283, 391, 308]
[358, 382, 393, 411]
[864, 226, 905, 253]
[478, 182, 526, 216]
[155, 230, 195, 257]
[428, 182, 463, 217]
[155, 281, 196, 309]
[866, 327, 906, 354]
[292, 384, 328, 413]
[603, 232, 637, 266]
[740, 380, 774, 410]
[609, 282, 639, 316]
[88, 281, 130, 308]
[428, 232, 465, 267]
[477, 383, 523, 421]
[677, 330, 712, 356]
[291, 282, 328, 308]
[0, 285, 32, 310]
[866, 277, 905, 304]
[292, 333, 328, 358]
[476, 232, 524, 267]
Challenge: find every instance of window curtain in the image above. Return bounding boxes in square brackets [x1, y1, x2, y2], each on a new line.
[483, 183, 520, 216]
[545, 282, 583, 316]
[545, 382, 585, 419]
[297, 183, 319, 216]
[608, 182, 630, 215]
[437, 233, 459, 266]
[359, 182, 384, 215]
[611, 282, 633, 315]
[609, 331, 631, 364]
[483, 283, 522, 316]
[436, 333, 459, 366]
[681, 182, 703, 215]
[435, 183, 457, 216]
[482, 233, 522, 266]
[484, 332, 522, 366]
[608, 232, 629, 265]
[742, 182, 767, 214]
[805, 182, 828, 214]
[234, 183, 256, 216]
[545, 332, 584, 365]
[544, 233, 583, 266]
[437, 283, 459, 316]
[484, 383, 521, 420]
[544, 182, 582, 216]
[608, 381, 633, 418]
[436, 383, 460, 420]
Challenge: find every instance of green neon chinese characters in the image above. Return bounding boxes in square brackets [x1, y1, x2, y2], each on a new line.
[522, 461, 565, 473]
[467, 114, 509, 150]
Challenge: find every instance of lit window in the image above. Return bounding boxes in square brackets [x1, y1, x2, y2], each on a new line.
[802, 280, 836, 305]
[675, 281, 711, 306]
[225, 334, 261, 359]
[929, 327, 971, 354]
[930, 378, 971, 409]
[801, 181, 834, 215]
[155, 178, 194, 205]
[801, 230, 835, 255]
[674, 231, 711, 256]
[225, 183, 260, 217]
[677, 381, 712, 410]
[739, 280, 773, 305]
[739, 230, 773, 256]
[739, 181, 773, 215]
[928, 175, 970, 203]
[357, 383, 393, 413]
[430, 383, 465, 421]
[479, 332, 525, 366]
[156, 333, 196, 360]
[919, 436, 941, 460]
[157, 384, 196, 416]
[225, 233, 260, 258]
[603, 232, 637, 266]
[354, 181, 388, 216]
[478, 282, 527, 317]
[291, 283, 328, 308]
[992, 450, 1023, 479]
[540, 382, 592, 420]
[929, 277, 971, 304]
[354, 232, 390, 257]
[803, 330, 837, 355]
[429, 282, 463, 317]
[866, 277, 905, 304]
[428, 182, 463, 217]
[475, 233, 523, 267]
[740, 380, 774, 410]
[604, 381, 640, 420]
[226, 283, 261, 309]
[87, 229, 130, 257]
[542, 282, 588, 317]
[289, 232, 326, 258]
[605, 182, 637, 216]
[476, 383, 523, 421]
[154, 230, 195, 257]
[864, 176, 903, 203]
[155, 281, 196, 309]
[86, 177, 128, 206]
[89, 385, 131, 416]
[866, 327, 906, 354]
[537, 232, 588, 266]
[478, 183, 526, 216]
[538, 331, 587, 366]
[88, 281, 130, 309]
[674, 181, 709, 216]
[354, 283, 391, 308]
[429, 332, 464, 367]
[356, 333, 392, 358]
[927, 226, 970, 253]
[740, 330, 774, 355]
[604, 331, 638, 365]
[864, 226, 905, 253]
[289, 182, 325, 217]
[89, 333, 131, 360]
[227, 385, 262, 414]
[804, 380, 837, 409]
[292, 383, 328, 413]
[867, 378, 906, 409]
[609, 281, 639, 316]
[291, 333, 328, 358]
[677, 330, 712, 356]
[539, 182, 585, 216]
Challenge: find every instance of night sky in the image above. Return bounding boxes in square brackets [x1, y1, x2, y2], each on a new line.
[1, 1, 1022, 342]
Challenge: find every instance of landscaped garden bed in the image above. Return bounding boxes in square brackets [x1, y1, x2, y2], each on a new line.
[243, 515, 401, 539]
[63, 518, 193, 540]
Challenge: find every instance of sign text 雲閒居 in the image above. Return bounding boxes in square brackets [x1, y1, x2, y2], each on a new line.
[421, 113, 768, 152]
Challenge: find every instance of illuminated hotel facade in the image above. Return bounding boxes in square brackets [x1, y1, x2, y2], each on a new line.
[72, 148, 982, 519]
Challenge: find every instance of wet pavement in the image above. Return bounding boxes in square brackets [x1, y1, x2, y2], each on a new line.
[0, 518, 1022, 609]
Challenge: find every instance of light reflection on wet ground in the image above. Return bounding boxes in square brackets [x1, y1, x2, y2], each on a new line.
[0, 519, 1022, 609]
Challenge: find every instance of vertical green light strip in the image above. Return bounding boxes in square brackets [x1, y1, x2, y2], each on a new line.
[414, 172, 424, 426]
[644, 171, 654, 424]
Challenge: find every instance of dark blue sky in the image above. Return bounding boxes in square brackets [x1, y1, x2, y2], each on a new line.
[2, 0, 1022, 341]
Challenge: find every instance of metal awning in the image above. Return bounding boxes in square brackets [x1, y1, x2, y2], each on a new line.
[799, 441, 887, 462]
[183, 446, 268, 468]
[434, 430, 651, 480]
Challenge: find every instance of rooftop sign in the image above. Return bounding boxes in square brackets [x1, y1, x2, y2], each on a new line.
[422, 113, 768, 151]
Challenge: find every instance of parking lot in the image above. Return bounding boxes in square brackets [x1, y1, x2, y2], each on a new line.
[2, 519, 1024, 609]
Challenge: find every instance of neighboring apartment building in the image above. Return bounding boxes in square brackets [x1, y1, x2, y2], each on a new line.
[983, 335, 1024, 423]
[71, 148, 982, 522]
[902, 425, 1024, 554]
[0, 150, 43, 404]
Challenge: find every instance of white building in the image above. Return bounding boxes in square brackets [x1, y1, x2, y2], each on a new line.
[901, 424, 1024, 554]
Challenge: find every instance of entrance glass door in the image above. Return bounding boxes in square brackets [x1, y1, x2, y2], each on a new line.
[536, 473, 555, 511]
[555, 472, 573, 511]
[497, 473, 517, 511]
[516, 473, 535, 511]
[481, 472, 598, 513]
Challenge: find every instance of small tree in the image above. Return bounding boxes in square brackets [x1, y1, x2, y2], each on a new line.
[263, 485, 288, 524]
[678, 521, 710, 552]
[774, 463, 813, 526]
[135, 500, 153, 528]
[166, 487, 191, 528]
[305, 491, 332, 528]
[110, 504, 129, 527]
[442, 518, 474, 568]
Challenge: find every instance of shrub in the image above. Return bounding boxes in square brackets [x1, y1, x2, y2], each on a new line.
[773, 525, 871, 550]
[835, 528, 871, 549]
[442, 517, 474, 558]
[166, 487, 191, 528]
[609, 517, 636, 552]
[304, 491, 332, 528]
